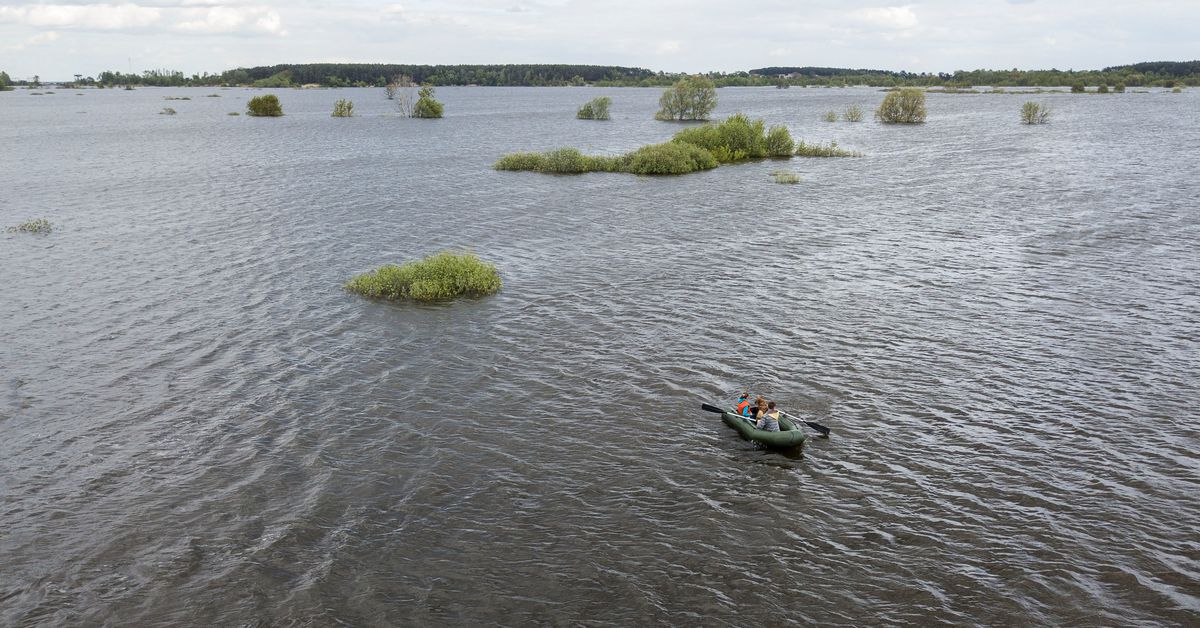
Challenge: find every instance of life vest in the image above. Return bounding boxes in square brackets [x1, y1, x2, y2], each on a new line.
[735, 399, 752, 416]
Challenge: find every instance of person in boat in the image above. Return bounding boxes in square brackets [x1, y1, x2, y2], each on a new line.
[735, 392, 753, 417]
[755, 401, 782, 432]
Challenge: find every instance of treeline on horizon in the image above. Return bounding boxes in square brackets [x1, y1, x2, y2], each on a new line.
[11, 60, 1199, 89]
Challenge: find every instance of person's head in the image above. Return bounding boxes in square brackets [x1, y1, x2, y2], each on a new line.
[738, 392, 749, 400]
[757, 398, 767, 410]
[767, 401, 776, 410]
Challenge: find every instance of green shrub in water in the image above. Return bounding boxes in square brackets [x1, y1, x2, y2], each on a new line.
[655, 75, 717, 121]
[844, 105, 864, 122]
[623, 142, 718, 175]
[345, 251, 501, 303]
[822, 110, 837, 122]
[1020, 101, 1051, 124]
[247, 94, 283, 116]
[576, 96, 611, 120]
[7, 218, 52, 234]
[794, 140, 862, 157]
[1070, 82, 1086, 93]
[332, 98, 354, 117]
[413, 86, 443, 118]
[876, 88, 926, 123]
[160, 107, 177, 115]
[672, 113, 768, 162]
[764, 125, 794, 157]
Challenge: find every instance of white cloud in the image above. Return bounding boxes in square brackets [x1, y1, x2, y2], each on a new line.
[175, 6, 285, 35]
[849, 6, 919, 30]
[0, 3, 162, 30]
[1, 30, 61, 52]
[656, 40, 681, 54]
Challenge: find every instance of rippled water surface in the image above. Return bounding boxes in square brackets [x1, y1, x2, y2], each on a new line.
[2, 85, 1199, 625]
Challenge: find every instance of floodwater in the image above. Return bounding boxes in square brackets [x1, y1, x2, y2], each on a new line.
[2, 85, 1198, 626]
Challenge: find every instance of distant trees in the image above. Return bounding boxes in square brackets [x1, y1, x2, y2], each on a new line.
[655, 76, 717, 121]
[576, 96, 611, 120]
[876, 88, 926, 123]
[247, 94, 283, 116]
[412, 86, 443, 118]
[0, 70, 10, 91]
[252, 70, 292, 88]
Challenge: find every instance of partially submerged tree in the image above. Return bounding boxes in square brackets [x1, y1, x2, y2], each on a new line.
[876, 88, 926, 123]
[332, 98, 354, 117]
[1020, 101, 1050, 124]
[576, 96, 611, 120]
[655, 76, 717, 121]
[412, 86, 443, 118]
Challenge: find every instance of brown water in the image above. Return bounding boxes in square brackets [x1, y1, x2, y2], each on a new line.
[2, 86, 1198, 625]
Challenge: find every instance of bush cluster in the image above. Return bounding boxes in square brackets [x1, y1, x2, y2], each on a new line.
[576, 96, 611, 120]
[345, 251, 501, 303]
[655, 76, 717, 121]
[843, 105, 864, 122]
[496, 114, 802, 175]
[247, 94, 283, 116]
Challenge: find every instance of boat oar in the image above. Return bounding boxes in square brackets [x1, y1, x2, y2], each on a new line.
[778, 411, 832, 437]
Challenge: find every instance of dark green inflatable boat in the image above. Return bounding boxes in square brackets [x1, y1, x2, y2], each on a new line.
[721, 410, 808, 448]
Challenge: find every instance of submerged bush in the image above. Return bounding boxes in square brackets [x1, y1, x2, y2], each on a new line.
[332, 99, 354, 117]
[623, 142, 717, 175]
[876, 88, 926, 123]
[1020, 101, 1051, 124]
[794, 140, 862, 157]
[771, 171, 801, 184]
[7, 218, 52, 234]
[345, 251, 501, 303]
[577, 96, 611, 120]
[494, 143, 716, 176]
[672, 113, 768, 162]
[765, 125, 794, 157]
[247, 94, 283, 116]
[1097, 84, 1109, 94]
[1115, 83, 1126, 93]
[160, 107, 177, 115]
[822, 110, 837, 122]
[1071, 82, 1086, 93]
[843, 105, 864, 122]
[413, 86, 443, 118]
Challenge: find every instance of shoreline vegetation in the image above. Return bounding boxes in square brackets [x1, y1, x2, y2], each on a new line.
[345, 251, 502, 303]
[495, 113, 859, 176]
[7, 61, 1196, 90]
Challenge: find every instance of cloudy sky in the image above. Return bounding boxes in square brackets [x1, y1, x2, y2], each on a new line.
[1, 1, 1196, 80]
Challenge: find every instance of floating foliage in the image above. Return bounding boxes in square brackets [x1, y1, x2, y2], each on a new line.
[7, 218, 52, 234]
[345, 251, 502, 303]
[794, 140, 862, 157]
[771, 171, 801, 184]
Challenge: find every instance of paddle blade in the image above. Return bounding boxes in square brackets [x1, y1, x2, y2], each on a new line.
[700, 403, 726, 414]
[805, 421, 832, 437]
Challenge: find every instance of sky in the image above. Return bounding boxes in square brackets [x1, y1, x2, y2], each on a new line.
[1, 1, 1197, 80]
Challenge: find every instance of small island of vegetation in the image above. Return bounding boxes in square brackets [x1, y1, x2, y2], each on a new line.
[495, 114, 829, 176]
[345, 251, 502, 303]
[7, 218, 53, 234]
[655, 76, 717, 121]
[876, 88, 927, 123]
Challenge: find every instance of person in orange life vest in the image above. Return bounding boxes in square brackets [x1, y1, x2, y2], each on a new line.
[735, 392, 753, 416]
